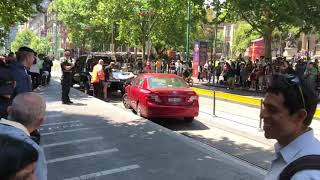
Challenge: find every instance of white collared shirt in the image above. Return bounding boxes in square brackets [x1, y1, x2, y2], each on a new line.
[0, 118, 30, 136]
[265, 129, 320, 180]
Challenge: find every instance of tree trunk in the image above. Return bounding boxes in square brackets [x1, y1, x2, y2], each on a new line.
[140, 19, 146, 62]
[142, 33, 146, 61]
[264, 30, 273, 60]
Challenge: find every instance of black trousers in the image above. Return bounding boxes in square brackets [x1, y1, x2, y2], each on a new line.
[93, 81, 103, 99]
[47, 71, 51, 84]
[29, 72, 41, 90]
[61, 73, 72, 102]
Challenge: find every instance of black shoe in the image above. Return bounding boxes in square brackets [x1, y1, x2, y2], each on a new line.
[67, 100, 74, 104]
[62, 101, 71, 105]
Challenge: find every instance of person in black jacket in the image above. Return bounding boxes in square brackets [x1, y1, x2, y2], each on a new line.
[60, 50, 75, 104]
[43, 56, 53, 85]
[0, 56, 15, 119]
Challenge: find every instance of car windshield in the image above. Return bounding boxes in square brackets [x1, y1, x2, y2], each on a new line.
[148, 77, 188, 88]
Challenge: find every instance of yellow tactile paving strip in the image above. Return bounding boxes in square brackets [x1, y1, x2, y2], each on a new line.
[192, 87, 320, 119]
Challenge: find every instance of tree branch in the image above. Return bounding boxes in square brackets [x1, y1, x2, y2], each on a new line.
[239, 11, 264, 35]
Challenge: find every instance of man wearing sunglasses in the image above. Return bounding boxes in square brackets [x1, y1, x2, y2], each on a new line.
[261, 74, 320, 179]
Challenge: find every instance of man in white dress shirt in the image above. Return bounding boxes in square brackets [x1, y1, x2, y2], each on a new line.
[261, 74, 320, 180]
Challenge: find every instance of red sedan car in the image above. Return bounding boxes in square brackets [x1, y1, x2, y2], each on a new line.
[123, 73, 199, 122]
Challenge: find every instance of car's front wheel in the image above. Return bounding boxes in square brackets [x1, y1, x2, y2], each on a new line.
[122, 94, 131, 109]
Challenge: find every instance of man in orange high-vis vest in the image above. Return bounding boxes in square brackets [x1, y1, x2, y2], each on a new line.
[91, 59, 105, 99]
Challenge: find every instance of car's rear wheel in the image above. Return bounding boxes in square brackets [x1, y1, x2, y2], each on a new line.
[184, 117, 194, 123]
[122, 94, 131, 109]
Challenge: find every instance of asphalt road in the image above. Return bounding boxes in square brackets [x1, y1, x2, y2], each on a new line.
[107, 91, 275, 171]
[38, 79, 266, 180]
[108, 87, 320, 171]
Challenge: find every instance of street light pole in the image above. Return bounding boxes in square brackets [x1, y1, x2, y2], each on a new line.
[54, 0, 59, 60]
[186, 0, 191, 64]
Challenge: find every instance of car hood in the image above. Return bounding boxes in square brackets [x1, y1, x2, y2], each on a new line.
[112, 72, 135, 80]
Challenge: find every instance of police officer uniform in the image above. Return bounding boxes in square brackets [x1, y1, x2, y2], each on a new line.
[60, 57, 74, 104]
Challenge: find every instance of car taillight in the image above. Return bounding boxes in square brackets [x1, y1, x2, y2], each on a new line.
[187, 95, 198, 103]
[148, 94, 162, 103]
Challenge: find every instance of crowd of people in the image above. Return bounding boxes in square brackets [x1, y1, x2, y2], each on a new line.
[137, 55, 320, 96]
[0, 47, 48, 180]
[0, 48, 53, 119]
[196, 56, 320, 94]
[132, 54, 320, 96]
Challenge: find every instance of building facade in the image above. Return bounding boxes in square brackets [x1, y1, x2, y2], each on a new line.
[223, 22, 320, 59]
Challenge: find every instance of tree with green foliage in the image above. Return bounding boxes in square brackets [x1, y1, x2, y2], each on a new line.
[11, 29, 50, 54]
[117, 0, 206, 60]
[52, 0, 206, 59]
[11, 29, 36, 52]
[52, 0, 102, 50]
[232, 23, 260, 57]
[212, 0, 320, 59]
[0, 0, 43, 39]
[30, 36, 51, 54]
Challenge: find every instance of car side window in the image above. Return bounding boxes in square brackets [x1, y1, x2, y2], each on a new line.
[138, 78, 144, 87]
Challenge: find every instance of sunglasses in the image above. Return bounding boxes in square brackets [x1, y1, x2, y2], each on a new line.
[280, 74, 306, 109]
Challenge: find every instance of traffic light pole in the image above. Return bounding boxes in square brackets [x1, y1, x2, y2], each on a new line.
[54, 0, 59, 60]
[186, 0, 191, 64]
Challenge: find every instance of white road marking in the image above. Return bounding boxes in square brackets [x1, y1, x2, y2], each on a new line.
[48, 108, 66, 112]
[41, 120, 80, 127]
[46, 114, 64, 118]
[46, 149, 119, 164]
[63, 165, 140, 180]
[42, 137, 103, 148]
[41, 128, 92, 136]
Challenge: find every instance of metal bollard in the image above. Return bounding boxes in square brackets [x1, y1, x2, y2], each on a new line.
[213, 90, 216, 116]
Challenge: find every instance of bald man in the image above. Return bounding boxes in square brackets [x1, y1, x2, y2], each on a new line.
[91, 59, 105, 99]
[0, 92, 47, 180]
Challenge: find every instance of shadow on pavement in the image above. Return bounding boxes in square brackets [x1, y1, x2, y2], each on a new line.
[151, 119, 210, 131]
[181, 132, 273, 171]
[42, 111, 247, 180]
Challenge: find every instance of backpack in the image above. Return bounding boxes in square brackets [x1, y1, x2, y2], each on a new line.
[279, 155, 320, 180]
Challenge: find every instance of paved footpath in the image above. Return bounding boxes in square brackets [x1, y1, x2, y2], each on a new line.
[38, 79, 266, 180]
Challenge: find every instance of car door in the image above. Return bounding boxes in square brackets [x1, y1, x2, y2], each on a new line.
[131, 77, 145, 109]
[127, 78, 136, 106]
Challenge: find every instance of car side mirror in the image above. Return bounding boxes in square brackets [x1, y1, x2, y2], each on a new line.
[125, 81, 132, 86]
